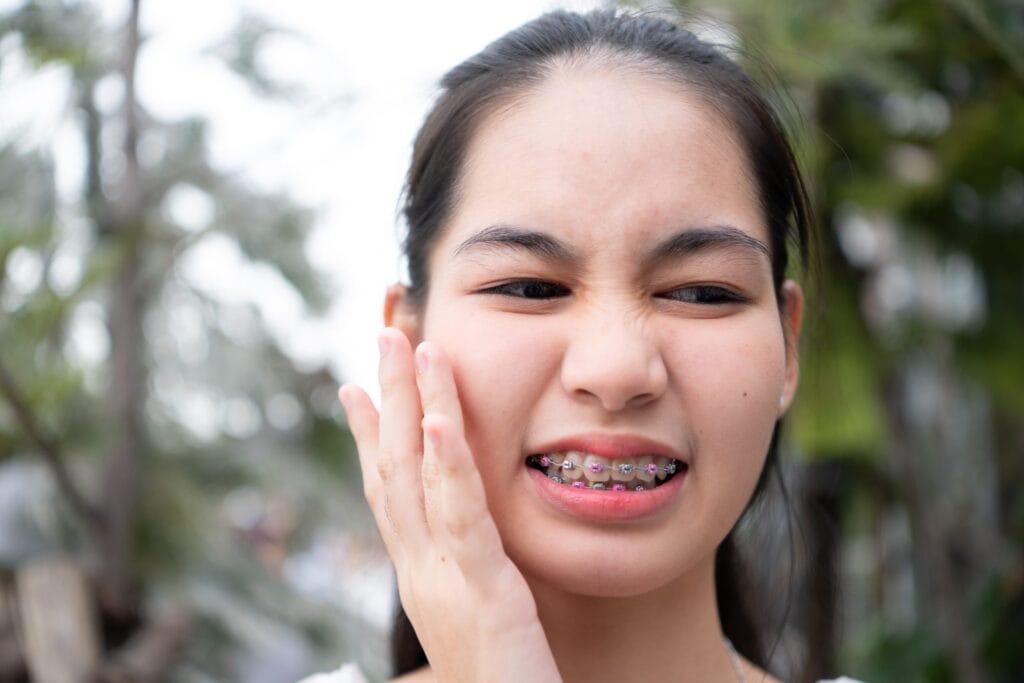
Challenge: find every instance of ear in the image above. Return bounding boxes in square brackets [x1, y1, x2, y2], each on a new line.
[777, 279, 804, 417]
[384, 283, 422, 345]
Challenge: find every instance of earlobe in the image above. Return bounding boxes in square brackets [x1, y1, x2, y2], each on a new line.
[384, 283, 422, 344]
[778, 279, 805, 416]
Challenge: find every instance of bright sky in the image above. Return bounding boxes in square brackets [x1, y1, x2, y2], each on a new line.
[0, 0, 607, 403]
[137, 0, 607, 401]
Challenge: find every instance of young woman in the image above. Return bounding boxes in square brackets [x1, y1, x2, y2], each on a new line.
[319, 9, 860, 683]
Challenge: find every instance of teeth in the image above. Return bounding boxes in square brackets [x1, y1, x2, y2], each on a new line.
[635, 455, 656, 482]
[534, 452, 682, 490]
[655, 456, 671, 481]
[610, 459, 637, 482]
[582, 455, 611, 482]
[561, 451, 585, 480]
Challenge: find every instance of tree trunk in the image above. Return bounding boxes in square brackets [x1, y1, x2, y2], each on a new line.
[883, 370, 986, 683]
[97, 0, 146, 623]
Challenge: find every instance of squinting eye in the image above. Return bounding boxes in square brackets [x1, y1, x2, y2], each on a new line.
[482, 280, 570, 300]
[659, 285, 747, 305]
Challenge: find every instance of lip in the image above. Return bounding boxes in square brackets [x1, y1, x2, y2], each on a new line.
[527, 466, 686, 522]
[528, 432, 685, 461]
[525, 432, 687, 523]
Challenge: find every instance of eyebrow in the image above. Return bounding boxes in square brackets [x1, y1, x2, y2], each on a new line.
[646, 226, 770, 265]
[453, 224, 581, 263]
[453, 223, 769, 265]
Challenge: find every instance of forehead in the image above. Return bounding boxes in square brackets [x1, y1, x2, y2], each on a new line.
[440, 63, 766, 259]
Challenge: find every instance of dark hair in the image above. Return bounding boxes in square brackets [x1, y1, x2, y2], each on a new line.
[393, 8, 813, 676]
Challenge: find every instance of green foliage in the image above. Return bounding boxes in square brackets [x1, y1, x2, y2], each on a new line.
[0, 0, 105, 74]
[848, 619, 954, 683]
[621, 0, 1024, 679]
[847, 570, 1024, 683]
[0, 0, 356, 678]
[792, 280, 888, 458]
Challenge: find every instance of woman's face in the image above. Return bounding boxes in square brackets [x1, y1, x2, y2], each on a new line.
[394, 64, 802, 596]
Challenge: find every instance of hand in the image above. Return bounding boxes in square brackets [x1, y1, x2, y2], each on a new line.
[338, 328, 562, 683]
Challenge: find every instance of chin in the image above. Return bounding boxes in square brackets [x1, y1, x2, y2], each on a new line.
[508, 528, 713, 599]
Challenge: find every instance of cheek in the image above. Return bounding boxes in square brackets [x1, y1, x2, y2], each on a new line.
[668, 313, 786, 418]
[667, 315, 785, 511]
[423, 309, 559, 465]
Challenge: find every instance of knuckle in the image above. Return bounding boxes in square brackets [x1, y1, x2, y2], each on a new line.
[379, 369, 399, 392]
[421, 458, 442, 490]
[376, 457, 396, 483]
[420, 381, 442, 407]
[383, 495, 400, 535]
[445, 513, 473, 540]
[423, 493, 441, 523]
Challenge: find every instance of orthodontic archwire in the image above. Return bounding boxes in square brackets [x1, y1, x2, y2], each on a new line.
[527, 454, 679, 477]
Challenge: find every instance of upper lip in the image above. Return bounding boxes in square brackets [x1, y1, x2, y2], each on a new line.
[528, 432, 684, 462]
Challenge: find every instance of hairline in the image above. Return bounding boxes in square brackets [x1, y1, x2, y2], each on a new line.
[410, 46, 776, 307]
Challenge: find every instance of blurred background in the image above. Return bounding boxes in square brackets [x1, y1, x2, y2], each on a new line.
[0, 0, 1020, 681]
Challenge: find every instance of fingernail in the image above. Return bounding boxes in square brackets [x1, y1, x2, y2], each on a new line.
[337, 386, 351, 411]
[378, 334, 392, 357]
[415, 346, 429, 375]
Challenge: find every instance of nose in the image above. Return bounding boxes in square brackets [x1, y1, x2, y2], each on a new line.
[559, 305, 668, 412]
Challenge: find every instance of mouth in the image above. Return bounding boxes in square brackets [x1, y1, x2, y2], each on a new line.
[526, 452, 687, 491]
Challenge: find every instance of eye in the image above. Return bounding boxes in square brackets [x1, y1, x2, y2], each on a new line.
[481, 280, 571, 300]
[658, 285, 747, 305]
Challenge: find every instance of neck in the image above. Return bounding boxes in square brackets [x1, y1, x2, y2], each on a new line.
[527, 555, 741, 683]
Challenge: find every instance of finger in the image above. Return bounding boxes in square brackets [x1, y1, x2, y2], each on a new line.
[414, 342, 465, 434]
[422, 413, 508, 582]
[376, 328, 430, 549]
[338, 384, 405, 557]
[338, 384, 380, 498]
[414, 342, 465, 535]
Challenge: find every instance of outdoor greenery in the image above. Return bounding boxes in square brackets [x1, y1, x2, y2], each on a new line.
[0, 0, 1021, 681]
[0, 1, 377, 680]
[622, 0, 1023, 681]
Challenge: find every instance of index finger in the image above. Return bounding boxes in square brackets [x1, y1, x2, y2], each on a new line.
[414, 341, 465, 434]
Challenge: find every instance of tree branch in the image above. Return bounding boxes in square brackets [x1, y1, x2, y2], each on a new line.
[945, 0, 1024, 85]
[0, 360, 102, 532]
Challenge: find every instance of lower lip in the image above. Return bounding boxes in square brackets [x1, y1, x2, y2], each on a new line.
[527, 466, 686, 522]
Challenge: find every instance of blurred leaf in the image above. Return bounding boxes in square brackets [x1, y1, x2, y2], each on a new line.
[204, 11, 304, 100]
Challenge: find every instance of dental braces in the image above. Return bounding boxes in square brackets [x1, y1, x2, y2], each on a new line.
[545, 476, 653, 491]
[527, 454, 679, 477]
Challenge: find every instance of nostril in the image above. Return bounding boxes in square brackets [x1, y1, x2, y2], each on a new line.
[559, 321, 668, 410]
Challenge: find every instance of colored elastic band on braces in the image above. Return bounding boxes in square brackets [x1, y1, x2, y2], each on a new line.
[528, 454, 679, 476]
[545, 476, 653, 491]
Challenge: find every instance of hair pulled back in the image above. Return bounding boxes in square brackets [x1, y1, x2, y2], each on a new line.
[393, 8, 813, 676]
